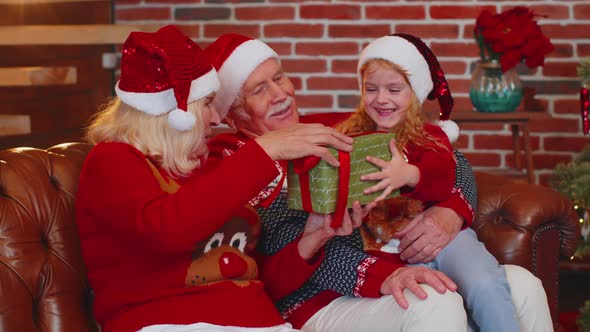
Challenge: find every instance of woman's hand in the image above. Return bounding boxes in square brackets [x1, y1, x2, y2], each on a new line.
[380, 266, 457, 309]
[361, 138, 420, 201]
[297, 201, 373, 260]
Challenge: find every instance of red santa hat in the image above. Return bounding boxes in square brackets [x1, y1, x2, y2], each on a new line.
[357, 33, 459, 143]
[115, 25, 219, 131]
[202, 33, 279, 119]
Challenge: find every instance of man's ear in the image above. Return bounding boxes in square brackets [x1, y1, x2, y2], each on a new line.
[223, 117, 237, 128]
[227, 114, 258, 138]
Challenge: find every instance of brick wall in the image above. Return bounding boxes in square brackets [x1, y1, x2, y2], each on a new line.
[115, 0, 590, 184]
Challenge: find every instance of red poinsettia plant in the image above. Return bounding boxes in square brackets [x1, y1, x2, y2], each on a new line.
[474, 6, 554, 72]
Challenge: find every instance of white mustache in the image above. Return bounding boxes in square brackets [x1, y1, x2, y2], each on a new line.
[267, 97, 293, 118]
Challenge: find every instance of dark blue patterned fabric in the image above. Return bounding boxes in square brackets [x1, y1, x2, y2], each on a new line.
[258, 194, 374, 315]
[454, 150, 477, 212]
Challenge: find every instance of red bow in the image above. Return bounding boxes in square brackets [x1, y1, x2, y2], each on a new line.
[292, 152, 351, 228]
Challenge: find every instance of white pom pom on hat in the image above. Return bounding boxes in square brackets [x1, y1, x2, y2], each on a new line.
[168, 108, 196, 132]
[437, 120, 460, 144]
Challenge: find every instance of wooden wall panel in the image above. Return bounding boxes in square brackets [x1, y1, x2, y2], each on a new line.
[0, 1, 113, 149]
[0, 1, 110, 25]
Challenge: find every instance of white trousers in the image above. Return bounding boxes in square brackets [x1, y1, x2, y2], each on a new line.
[303, 284, 467, 332]
[138, 323, 298, 332]
[302, 265, 553, 332]
[505, 265, 553, 332]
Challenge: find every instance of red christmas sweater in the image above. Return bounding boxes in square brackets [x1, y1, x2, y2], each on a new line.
[76, 141, 321, 332]
[398, 123, 456, 203]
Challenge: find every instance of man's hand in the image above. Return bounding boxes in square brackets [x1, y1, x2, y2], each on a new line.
[380, 266, 457, 309]
[394, 206, 462, 264]
[255, 123, 353, 167]
[298, 201, 370, 261]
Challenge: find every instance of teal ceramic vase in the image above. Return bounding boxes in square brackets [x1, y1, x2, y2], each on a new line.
[469, 61, 523, 113]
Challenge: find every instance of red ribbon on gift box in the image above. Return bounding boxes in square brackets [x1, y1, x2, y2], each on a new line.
[581, 87, 589, 135]
[293, 151, 351, 228]
[292, 131, 393, 228]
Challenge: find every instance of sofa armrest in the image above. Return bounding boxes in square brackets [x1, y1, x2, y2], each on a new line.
[0, 142, 97, 332]
[473, 172, 579, 264]
[472, 172, 580, 328]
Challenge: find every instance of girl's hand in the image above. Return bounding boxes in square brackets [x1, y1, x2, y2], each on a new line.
[361, 138, 419, 201]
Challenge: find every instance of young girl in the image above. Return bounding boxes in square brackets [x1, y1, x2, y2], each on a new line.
[336, 33, 522, 332]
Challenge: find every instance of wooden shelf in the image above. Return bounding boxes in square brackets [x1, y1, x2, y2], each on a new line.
[0, 24, 161, 46]
[452, 110, 549, 122]
[450, 110, 550, 184]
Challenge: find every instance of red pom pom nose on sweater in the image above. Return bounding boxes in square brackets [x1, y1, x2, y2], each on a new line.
[219, 252, 248, 279]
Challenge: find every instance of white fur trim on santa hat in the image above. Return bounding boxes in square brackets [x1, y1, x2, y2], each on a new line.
[115, 81, 177, 116]
[168, 108, 196, 131]
[188, 68, 220, 103]
[116, 68, 219, 128]
[213, 39, 279, 119]
[436, 119, 460, 143]
[358, 36, 433, 104]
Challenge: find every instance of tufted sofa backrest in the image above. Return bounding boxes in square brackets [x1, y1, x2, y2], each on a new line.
[0, 136, 579, 332]
[0, 143, 97, 332]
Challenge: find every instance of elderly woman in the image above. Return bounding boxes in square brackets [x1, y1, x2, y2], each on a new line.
[75, 25, 355, 332]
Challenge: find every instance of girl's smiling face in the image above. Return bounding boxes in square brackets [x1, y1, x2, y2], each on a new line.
[362, 65, 413, 132]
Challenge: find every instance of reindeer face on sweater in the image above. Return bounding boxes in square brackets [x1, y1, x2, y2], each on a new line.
[185, 206, 261, 287]
[360, 197, 423, 253]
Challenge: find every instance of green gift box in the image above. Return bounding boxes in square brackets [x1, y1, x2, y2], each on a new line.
[287, 132, 399, 214]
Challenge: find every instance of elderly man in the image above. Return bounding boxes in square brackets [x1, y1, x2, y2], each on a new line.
[205, 34, 552, 332]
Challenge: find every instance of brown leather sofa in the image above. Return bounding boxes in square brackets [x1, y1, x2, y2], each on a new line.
[0, 142, 581, 331]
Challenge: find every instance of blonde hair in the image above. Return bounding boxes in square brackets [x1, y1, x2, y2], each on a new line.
[86, 97, 210, 178]
[335, 59, 449, 154]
